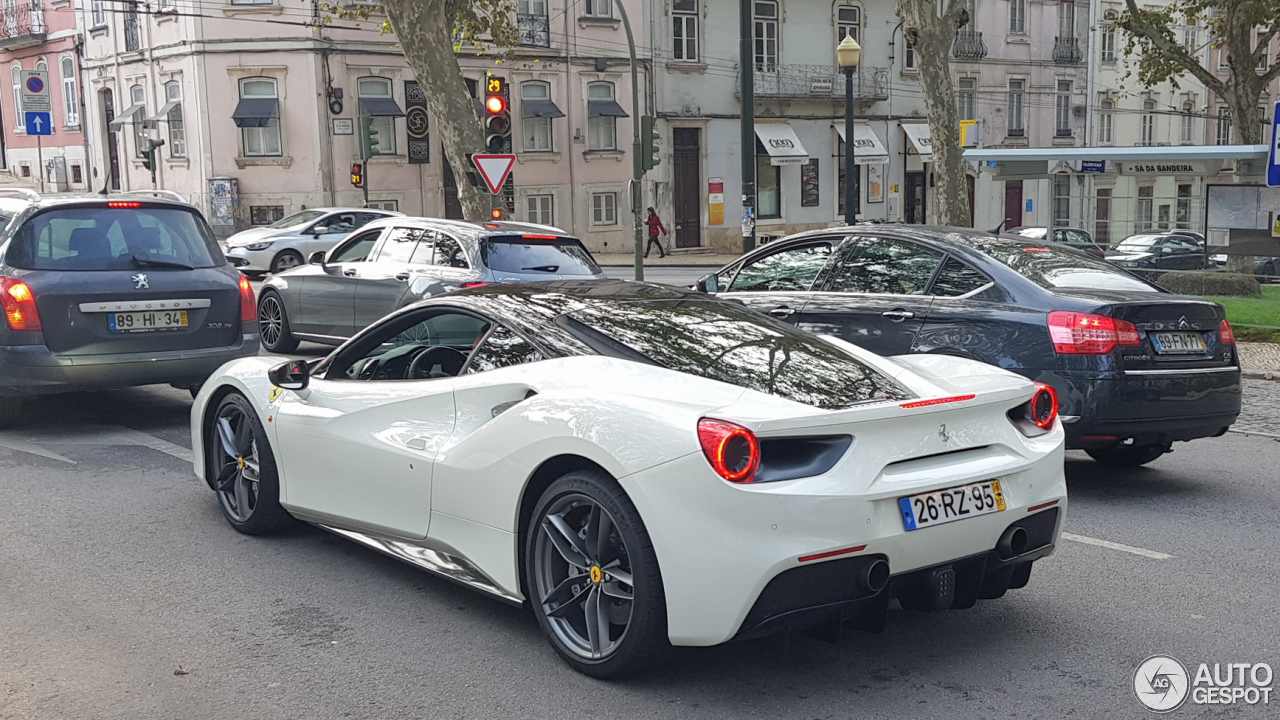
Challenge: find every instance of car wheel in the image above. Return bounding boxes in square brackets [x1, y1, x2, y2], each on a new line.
[257, 291, 300, 353]
[0, 396, 23, 427]
[207, 392, 294, 535]
[270, 250, 305, 274]
[1085, 443, 1171, 468]
[525, 469, 670, 678]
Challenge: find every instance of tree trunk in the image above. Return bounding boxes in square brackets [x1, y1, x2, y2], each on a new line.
[382, 0, 490, 220]
[897, 0, 972, 227]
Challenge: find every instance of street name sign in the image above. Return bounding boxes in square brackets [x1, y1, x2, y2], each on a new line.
[471, 153, 516, 194]
[21, 70, 50, 113]
[1268, 100, 1280, 187]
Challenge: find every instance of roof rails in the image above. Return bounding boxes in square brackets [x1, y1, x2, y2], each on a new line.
[118, 189, 188, 204]
[0, 188, 41, 202]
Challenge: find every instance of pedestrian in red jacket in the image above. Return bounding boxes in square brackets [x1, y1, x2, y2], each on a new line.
[644, 207, 668, 259]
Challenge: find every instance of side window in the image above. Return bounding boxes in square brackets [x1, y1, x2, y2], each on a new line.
[355, 212, 384, 227]
[726, 243, 833, 292]
[930, 257, 992, 298]
[827, 237, 944, 295]
[433, 234, 469, 269]
[375, 227, 424, 264]
[341, 310, 492, 381]
[327, 213, 358, 233]
[329, 229, 382, 262]
[466, 325, 544, 374]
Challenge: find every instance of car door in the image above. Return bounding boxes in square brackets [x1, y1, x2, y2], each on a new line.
[717, 239, 841, 324]
[293, 227, 385, 338]
[352, 226, 433, 330]
[801, 235, 945, 356]
[272, 307, 493, 540]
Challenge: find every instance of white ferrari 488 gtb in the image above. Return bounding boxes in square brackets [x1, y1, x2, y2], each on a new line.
[191, 280, 1066, 677]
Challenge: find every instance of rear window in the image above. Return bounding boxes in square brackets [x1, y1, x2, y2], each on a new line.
[481, 235, 601, 276]
[6, 206, 222, 271]
[560, 299, 911, 409]
[984, 243, 1159, 293]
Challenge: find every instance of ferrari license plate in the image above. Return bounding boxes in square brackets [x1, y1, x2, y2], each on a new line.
[1151, 332, 1207, 354]
[109, 310, 188, 332]
[899, 479, 1005, 531]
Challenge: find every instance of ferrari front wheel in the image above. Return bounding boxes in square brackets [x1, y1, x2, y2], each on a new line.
[207, 392, 294, 535]
[526, 469, 669, 678]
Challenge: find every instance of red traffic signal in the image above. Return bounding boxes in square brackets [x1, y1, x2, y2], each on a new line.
[490, 208, 503, 219]
[350, 163, 363, 187]
[485, 96, 506, 114]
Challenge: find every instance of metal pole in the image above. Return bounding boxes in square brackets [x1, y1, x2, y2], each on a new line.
[740, 0, 756, 253]
[615, 2, 644, 281]
[844, 69, 855, 226]
[36, 135, 44, 195]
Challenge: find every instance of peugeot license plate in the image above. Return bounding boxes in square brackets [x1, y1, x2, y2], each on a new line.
[109, 310, 188, 333]
[1152, 332, 1207, 354]
[899, 479, 1005, 531]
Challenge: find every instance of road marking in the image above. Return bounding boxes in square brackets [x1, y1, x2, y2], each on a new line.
[1061, 532, 1173, 560]
[109, 427, 193, 463]
[0, 425, 191, 464]
[0, 432, 76, 464]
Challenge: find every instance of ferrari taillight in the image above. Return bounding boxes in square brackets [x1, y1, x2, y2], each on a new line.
[697, 418, 759, 484]
[1, 278, 41, 331]
[238, 275, 256, 322]
[1047, 311, 1140, 354]
[1030, 383, 1058, 430]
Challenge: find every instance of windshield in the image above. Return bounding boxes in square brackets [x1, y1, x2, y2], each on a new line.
[1114, 235, 1163, 252]
[482, 235, 601, 276]
[269, 210, 326, 229]
[983, 243, 1159, 293]
[561, 299, 911, 409]
[6, 206, 222, 271]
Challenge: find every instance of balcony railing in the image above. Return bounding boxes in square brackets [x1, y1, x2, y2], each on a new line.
[1055, 128, 1073, 138]
[1007, 127, 1026, 138]
[0, 1, 45, 49]
[741, 64, 889, 101]
[952, 30, 987, 61]
[1053, 36, 1083, 63]
[517, 12, 549, 48]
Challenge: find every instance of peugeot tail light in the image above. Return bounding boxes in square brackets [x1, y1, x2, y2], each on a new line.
[1, 278, 41, 331]
[238, 275, 256, 322]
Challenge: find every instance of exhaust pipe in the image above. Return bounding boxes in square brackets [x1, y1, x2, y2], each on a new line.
[997, 526, 1028, 560]
[858, 559, 890, 593]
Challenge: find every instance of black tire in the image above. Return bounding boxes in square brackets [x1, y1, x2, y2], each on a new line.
[206, 392, 294, 534]
[270, 250, 305, 274]
[1085, 443, 1170, 468]
[257, 291, 300, 353]
[0, 396, 23, 428]
[525, 469, 670, 678]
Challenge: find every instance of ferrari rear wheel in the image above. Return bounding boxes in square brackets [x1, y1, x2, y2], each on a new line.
[1085, 442, 1170, 468]
[207, 392, 294, 534]
[526, 469, 669, 678]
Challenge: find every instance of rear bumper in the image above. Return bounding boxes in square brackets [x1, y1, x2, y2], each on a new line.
[0, 331, 259, 396]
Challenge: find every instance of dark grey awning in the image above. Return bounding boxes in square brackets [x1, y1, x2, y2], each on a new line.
[108, 102, 146, 128]
[359, 97, 405, 117]
[145, 100, 181, 124]
[232, 97, 279, 128]
[587, 99, 628, 118]
[522, 99, 565, 119]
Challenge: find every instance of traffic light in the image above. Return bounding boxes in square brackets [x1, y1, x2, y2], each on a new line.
[350, 163, 364, 187]
[483, 75, 511, 153]
[358, 116, 381, 160]
[640, 115, 661, 172]
[140, 138, 166, 172]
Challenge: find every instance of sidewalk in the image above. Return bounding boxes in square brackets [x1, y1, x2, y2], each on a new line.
[1239, 342, 1280, 380]
[593, 251, 739, 267]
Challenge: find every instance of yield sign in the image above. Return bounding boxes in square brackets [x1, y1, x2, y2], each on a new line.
[471, 153, 516, 194]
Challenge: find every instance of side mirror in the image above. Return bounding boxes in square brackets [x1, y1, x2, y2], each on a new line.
[695, 274, 719, 293]
[268, 359, 310, 391]
[312, 226, 330, 235]
[309, 250, 327, 266]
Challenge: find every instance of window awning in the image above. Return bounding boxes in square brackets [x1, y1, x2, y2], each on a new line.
[108, 102, 146, 128]
[145, 100, 181, 124]
[588, 99, 628, 118]
[232, 97, 279, 128]
[359, 97, 405, 117]
[522, 99, 565, 119]
[901, 123, 933, 161]
[835, 122, 889, 165]
[755, 123, 808, 165]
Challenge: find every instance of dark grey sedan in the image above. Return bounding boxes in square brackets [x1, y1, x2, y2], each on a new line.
[256, 217, 606, 352]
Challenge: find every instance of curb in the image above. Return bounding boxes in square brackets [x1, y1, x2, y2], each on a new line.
[1242, 372, 1280, 381]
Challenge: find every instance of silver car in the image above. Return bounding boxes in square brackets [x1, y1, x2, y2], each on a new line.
[256, 216, 607, 352]
[223, 207, 401, 275]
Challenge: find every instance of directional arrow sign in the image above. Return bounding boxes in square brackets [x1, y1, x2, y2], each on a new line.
[24, 111, 51, 136]
[471, 153, 516, 195]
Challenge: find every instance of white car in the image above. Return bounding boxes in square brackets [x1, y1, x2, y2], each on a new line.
[222, 207, 401, 275]
[191, 281, 1067, 677]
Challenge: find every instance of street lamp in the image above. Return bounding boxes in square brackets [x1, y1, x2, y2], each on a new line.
[837, 35, 862, 226]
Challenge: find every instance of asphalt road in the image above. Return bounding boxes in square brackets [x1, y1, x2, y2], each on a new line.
[1, 384, 1277, 719]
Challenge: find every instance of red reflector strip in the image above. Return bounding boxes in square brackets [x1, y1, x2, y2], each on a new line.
[1024, 247, 1050, 252]
[460, 281, 489, 288]
[798, 545, 867, 563]
[900, 394, 976, 409]
[1027, 499, 1060, 513]
[108, 201, 142, 208]
[522, 234, 559, 239]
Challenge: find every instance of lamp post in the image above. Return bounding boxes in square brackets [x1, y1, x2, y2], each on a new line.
[837, 35, 862, 226]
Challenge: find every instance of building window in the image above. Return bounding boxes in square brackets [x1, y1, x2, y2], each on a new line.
[1218, 47, 1229, 71]
[1101, 27, 1116, 63]
[673, 0, 699, 62]
[1141, 100, 1156, 145]
[165, 81, 185, 158]
[583, 0, 611, 18]
[904, 46, 918, 73]
[1009, 0, 1026, 34]
[1136, 186, 1153, 232]
[527, 194, 553, 225]
[19, 164, 29, 178]
[837, 5, 860, 43]
[1007, 80, 1025, 136]
[1095, 188, 1111, 246]
[91, 0, 105, 27]
[1053, 174, 1071, 227]
[250, 206, 286, 225]
[11, 65, 23, 132]
[1182, 26, 1197, 57]
[1098, 99, 1113, 144]
[358, 77, 397, 155]
[591, 192, 617, 225]
[1055, 81, 1072, 136]
[1180, 101, 1194, 144]
[240, 77, 282, 156]
[587, 82, 617, 151]
[365, 200, 399, 211]
[130, 84, 147, 158]
[755, 139, 782, 219]
[71, 163, 83, 184]
[1057, 0, 1075, 39]
[957, 78, 975, 121]
[60, 56, 78, 127]
[158, 0, 175, 9]
[1176, 183, 1193, 229]
[753, 1, 778, 72]
[521, 81, 553, 152]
